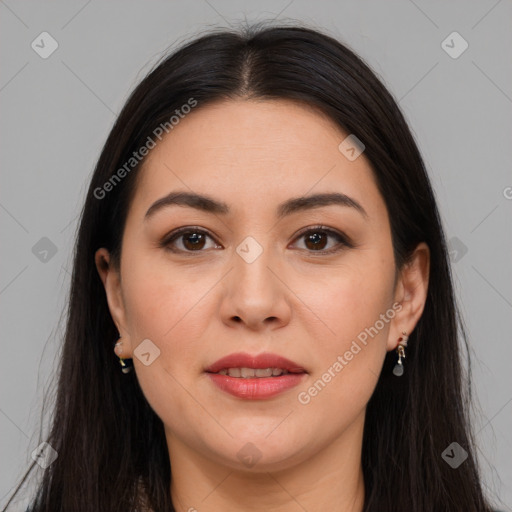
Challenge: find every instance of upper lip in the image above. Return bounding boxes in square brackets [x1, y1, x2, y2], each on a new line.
[205, 352, 307, 374]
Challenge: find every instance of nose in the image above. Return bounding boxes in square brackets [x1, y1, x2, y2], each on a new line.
[219, 241, 292, 332]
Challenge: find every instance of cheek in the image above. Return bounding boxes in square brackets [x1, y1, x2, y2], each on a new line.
[120, 251, 218, 367]
[291, 257, 395, 412]
[294, 286, 391, 428]
[118, 256, 212, 422]
[295, 252, 395, 344]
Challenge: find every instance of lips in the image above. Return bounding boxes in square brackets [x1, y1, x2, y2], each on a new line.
[205, 352, 307, 400]
[204, 352, 307, 375]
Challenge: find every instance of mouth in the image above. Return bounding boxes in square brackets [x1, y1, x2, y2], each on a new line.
[207, 367, 306, 378]
[204, 352, 308, 399]
[204, 352, 308, 375]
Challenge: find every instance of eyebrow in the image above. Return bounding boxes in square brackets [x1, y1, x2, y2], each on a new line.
[144, 191, 368, 221]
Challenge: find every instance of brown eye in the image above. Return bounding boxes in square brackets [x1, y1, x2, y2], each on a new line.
[161, 225, 352, 255]
[162, 228, 220, 253]
[304, 231, 329, 250]
[292, 226, 352, 254]
[181, 232, 207, 250]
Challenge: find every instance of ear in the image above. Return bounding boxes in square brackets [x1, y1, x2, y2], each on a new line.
[387, 242, 430, 351]
[95, 248, 132, 357]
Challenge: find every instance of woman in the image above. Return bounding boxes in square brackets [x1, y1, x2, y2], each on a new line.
[4, 22, 496, 512]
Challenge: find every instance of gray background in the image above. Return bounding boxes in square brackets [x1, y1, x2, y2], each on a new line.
[1, 1, 511, 510]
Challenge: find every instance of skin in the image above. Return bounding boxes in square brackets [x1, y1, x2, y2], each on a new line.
[96, 98, 430, 512]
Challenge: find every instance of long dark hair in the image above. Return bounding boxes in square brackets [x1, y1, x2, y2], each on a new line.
[4, 21, 495, 512]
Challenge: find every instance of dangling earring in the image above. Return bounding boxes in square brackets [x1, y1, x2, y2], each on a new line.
[114, 337, 133, 374]
[392, 331, 408, 377]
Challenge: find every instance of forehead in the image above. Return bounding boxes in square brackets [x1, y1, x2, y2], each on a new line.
[130, 98, 385, 222]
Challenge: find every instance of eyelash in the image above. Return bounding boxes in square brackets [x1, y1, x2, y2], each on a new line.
[160, 225, 354, 255]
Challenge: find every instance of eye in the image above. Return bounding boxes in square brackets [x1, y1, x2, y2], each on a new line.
[291, 226, 353, 254]
[161, 227, 220, 253]
[160, 225, 353, 255]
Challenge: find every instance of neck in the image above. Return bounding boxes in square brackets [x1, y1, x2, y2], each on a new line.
[166, 412, 366, 512]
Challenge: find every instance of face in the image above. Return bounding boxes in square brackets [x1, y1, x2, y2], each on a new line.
[97, 98, 428, 473]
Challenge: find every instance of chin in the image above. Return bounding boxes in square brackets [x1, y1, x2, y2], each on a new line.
[207, 433, 311, 473]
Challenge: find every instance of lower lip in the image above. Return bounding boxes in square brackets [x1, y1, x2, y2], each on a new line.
[206, 372, 307, 400]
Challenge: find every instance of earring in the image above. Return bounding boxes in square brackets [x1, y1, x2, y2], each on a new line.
[114, 337, 133, 374]
[392, 331, 408, 377]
